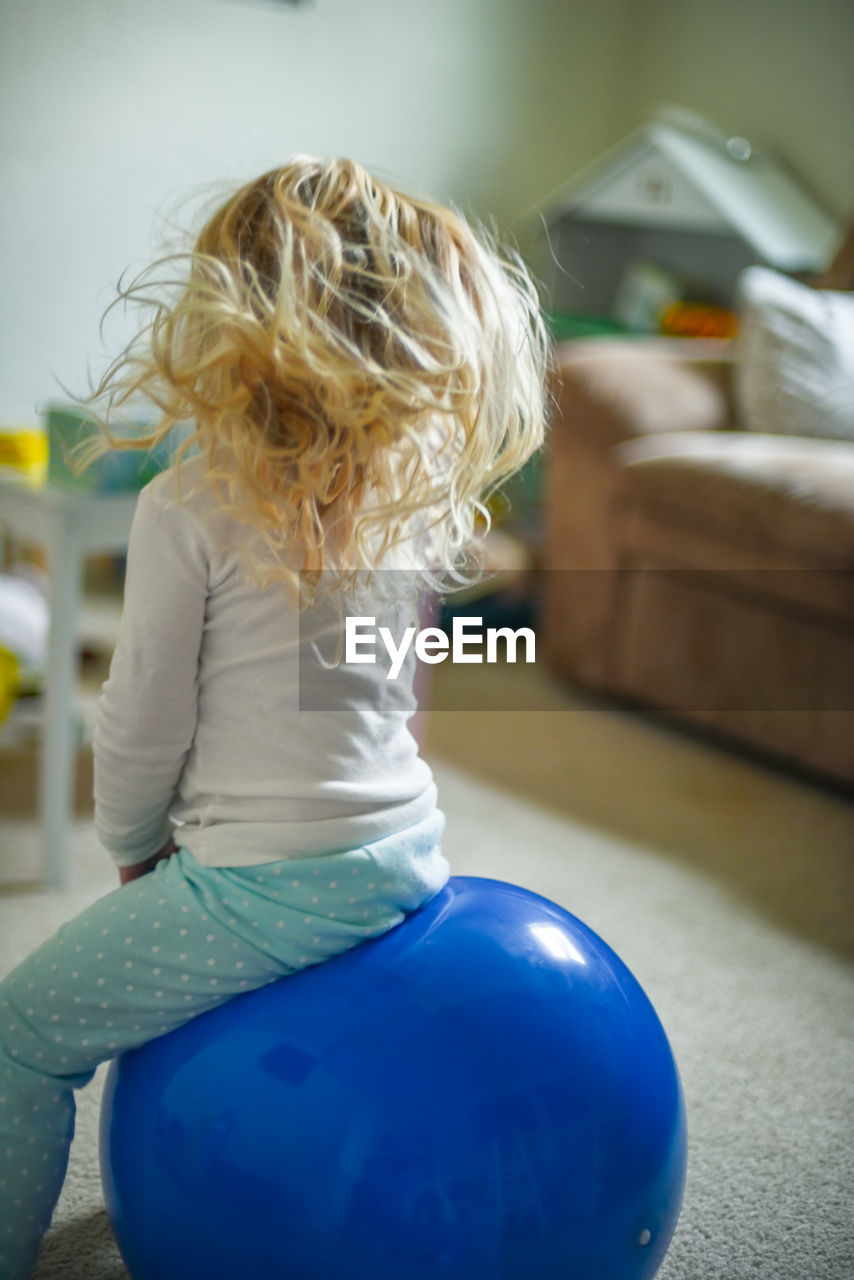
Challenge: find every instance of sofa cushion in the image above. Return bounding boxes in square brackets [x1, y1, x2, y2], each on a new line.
[615, 431, 854, 565]
[735, 267, 854, 442]
[552, 338, 733, 451]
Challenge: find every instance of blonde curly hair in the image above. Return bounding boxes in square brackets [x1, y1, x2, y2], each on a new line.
[84, 156, 550, 601]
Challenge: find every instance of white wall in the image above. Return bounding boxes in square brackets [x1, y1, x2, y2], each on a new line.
[2, 0, 851, 423]
[624, 0, 854, 223]
[0, 0, 629, 420]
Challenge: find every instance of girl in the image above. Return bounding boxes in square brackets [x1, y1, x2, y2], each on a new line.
[0, 155, 548, 1277]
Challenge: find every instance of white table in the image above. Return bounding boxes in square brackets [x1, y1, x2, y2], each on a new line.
[0, 477, 138, 888]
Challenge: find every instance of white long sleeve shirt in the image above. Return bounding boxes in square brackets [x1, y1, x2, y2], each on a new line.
[94, 454, 437, 868]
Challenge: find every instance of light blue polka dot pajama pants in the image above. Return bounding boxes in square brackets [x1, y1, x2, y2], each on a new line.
[0, 812, 448, 1279]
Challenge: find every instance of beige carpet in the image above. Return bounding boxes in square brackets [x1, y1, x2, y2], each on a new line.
[1, 664, 853, 1279]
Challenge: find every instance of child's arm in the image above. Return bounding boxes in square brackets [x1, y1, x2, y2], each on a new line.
[94, 480, 207, 874]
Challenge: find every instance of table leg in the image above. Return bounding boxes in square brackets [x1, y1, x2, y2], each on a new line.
[40, 525, 83, 889]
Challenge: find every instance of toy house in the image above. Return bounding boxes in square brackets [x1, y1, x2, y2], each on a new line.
[536, 118, 841, 337]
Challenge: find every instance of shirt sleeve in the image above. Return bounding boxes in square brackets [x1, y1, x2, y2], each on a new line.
[93, 481, 208, 866]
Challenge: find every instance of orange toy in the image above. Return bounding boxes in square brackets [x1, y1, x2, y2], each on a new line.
[659, 302, 739, 340]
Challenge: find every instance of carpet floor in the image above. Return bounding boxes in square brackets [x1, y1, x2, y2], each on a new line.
[1, 666, 852, 1279]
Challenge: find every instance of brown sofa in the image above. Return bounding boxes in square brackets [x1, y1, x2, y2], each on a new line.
[541, 338, 854, 790]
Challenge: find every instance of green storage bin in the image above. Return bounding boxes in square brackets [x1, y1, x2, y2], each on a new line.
[45, 406, 192, 493]
[547, 312, 631, 342]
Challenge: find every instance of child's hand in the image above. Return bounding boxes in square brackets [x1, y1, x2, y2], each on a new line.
[119, 840, 178, 886]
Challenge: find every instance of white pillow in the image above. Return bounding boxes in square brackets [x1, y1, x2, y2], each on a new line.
[735, 266, 854, 441]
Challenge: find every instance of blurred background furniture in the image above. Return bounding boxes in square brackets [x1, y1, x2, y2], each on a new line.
[541, 324, 854, 789]
[0, 478, 137, 886]
[0, 407, 190, 886]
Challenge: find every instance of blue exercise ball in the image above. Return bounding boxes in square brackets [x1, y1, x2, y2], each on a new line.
[100, 876, 686, 1280]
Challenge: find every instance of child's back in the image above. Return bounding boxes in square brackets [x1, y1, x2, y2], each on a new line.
[96, 450, 436, 870]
